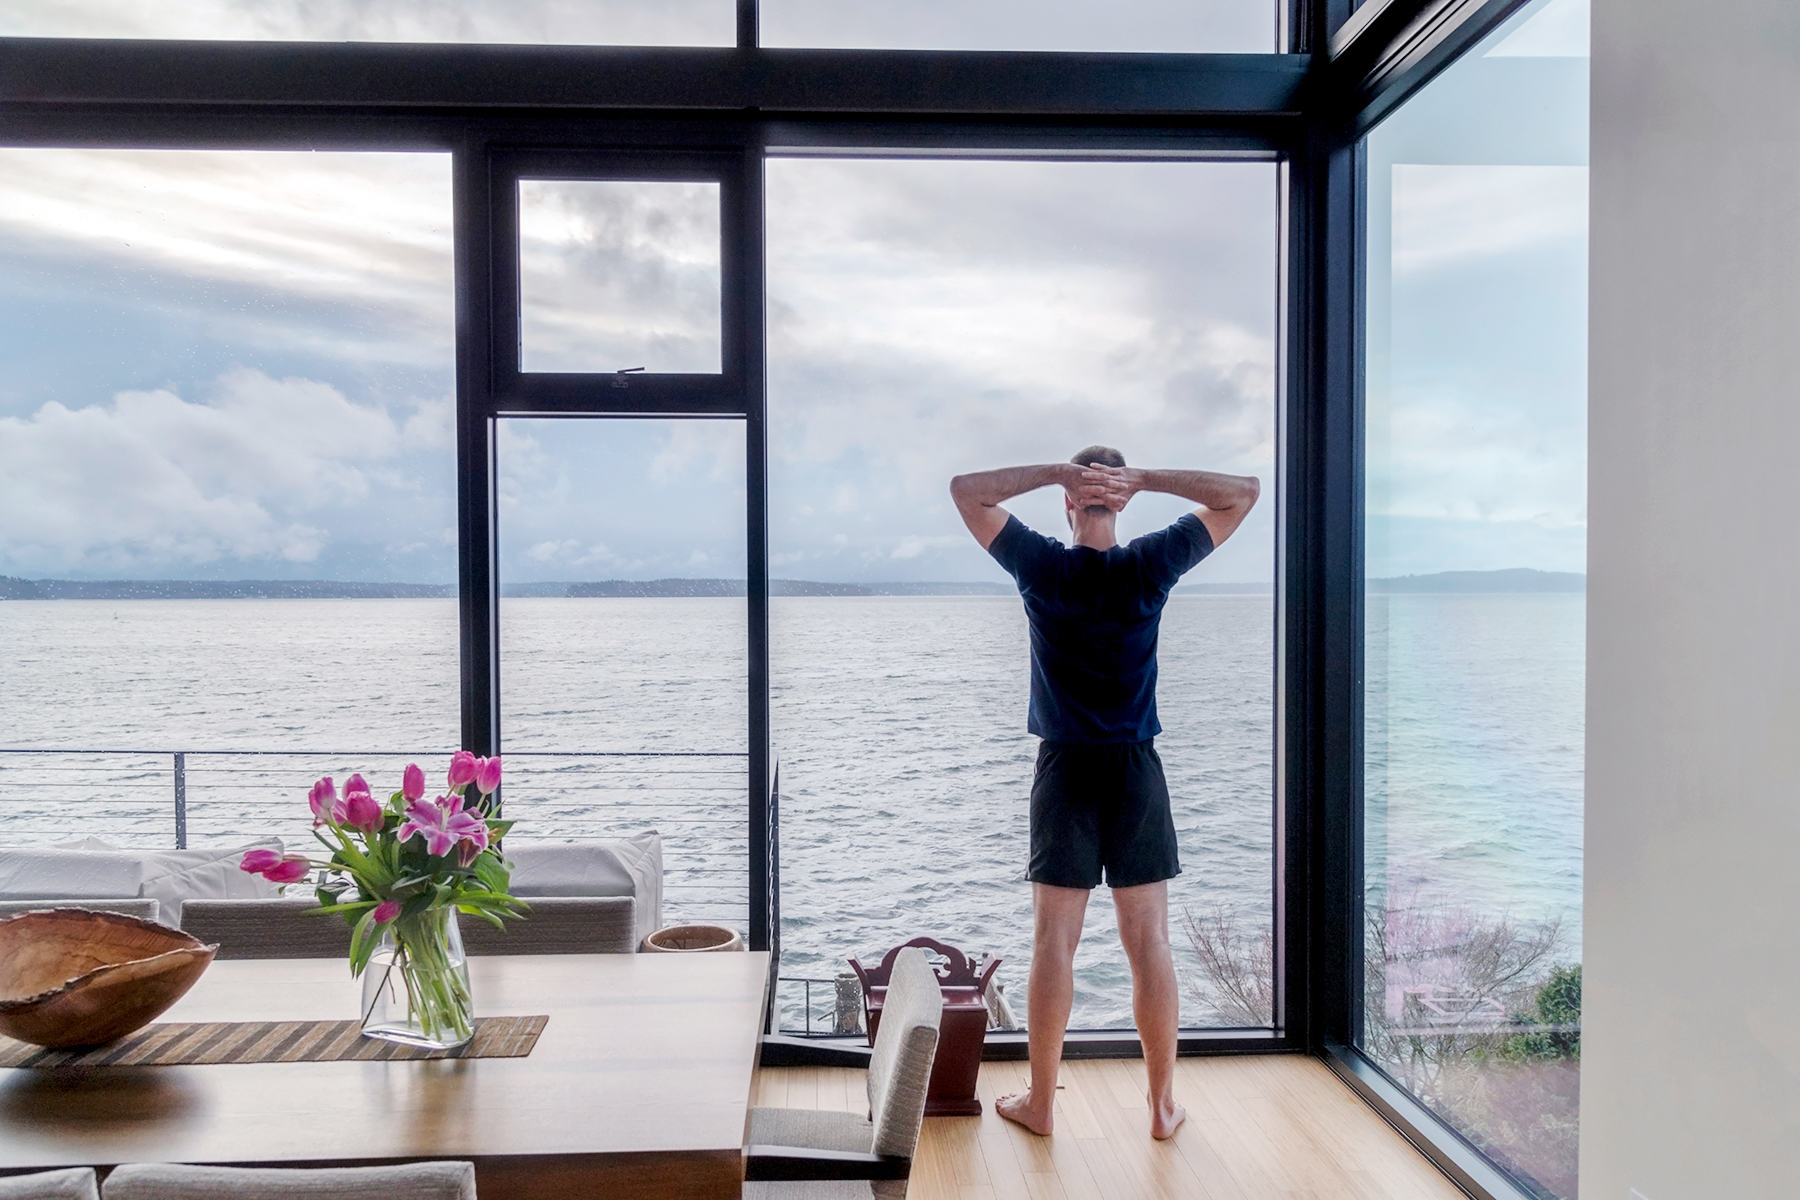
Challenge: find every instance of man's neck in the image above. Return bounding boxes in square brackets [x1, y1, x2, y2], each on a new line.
[1071, 519, 1118, 551]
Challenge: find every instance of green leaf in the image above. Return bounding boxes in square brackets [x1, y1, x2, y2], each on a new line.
[310, 899, 378, 917]
[347, 908, 381, 976]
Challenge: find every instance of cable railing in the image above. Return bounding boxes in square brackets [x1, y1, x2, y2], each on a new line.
[0, 748, 750, 932]
[777, 974, 867, 1037]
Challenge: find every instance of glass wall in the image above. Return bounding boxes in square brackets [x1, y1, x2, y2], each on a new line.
[496, 417, 749, 933]
[767, 158, 1278, 1032]
[0, 1, 734, 45]
[0, 150, 456, 854]
[517, 179, 724, 375]
[1361, 0, 1588, 1195]
[762, 0, 1279, 53]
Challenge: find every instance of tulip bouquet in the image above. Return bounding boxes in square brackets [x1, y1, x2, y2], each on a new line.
[241, 750, 527, 1048]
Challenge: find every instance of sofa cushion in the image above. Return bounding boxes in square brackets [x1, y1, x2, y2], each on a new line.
[0, 1166, 98, 1200]
[0, 849, 144, 901]
[505, 832, 661, 948]
[0, 839, 283, 910]
[133, 841, 284, 912]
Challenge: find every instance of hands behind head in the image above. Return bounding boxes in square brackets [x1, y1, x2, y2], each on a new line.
[1070, 463, 1140, 513]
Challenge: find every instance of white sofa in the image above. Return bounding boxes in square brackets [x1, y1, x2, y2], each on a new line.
[0, 832, 666, 949]
[0, 837, 282, 918]
[504, 832, 663, 950]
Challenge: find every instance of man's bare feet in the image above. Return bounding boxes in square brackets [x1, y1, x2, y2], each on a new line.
[1149, 1095, 1187, 1140]
[996, 1089, 1055, 1136]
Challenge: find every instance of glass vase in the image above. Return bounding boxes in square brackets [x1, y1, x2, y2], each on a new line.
[359, 907, 473, 1050]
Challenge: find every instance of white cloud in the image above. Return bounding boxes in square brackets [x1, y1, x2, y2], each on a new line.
[890, 535, 963, 561]
[1392, 165, 1587, 274]
[519, 180, 723, 374]
[0, 0, 733, 44]
[528, 539, 578, 562]
[0, 369, 427, 575]
[0, 149, 453, 369]
[403, 397, 455, 450]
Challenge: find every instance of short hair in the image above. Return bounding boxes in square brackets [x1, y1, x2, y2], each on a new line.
[1069, 445, 1125, 517]
[1070, 445, 1126, 469]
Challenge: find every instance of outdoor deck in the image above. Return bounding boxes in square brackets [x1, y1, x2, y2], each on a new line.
[753, 1056, 1465, 1200]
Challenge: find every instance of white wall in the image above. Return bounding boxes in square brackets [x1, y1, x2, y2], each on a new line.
[1585, 1, 1800, 1197]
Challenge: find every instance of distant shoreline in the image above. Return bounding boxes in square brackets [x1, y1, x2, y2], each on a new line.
[1, 567, 1584, 601]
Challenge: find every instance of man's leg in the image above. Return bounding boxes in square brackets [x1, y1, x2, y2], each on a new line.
[1114, 880, 1186, 1139]
[996, 882, 1090, 1135]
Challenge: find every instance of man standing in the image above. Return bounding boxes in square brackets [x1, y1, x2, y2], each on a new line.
[949, 446, 1260, 1140]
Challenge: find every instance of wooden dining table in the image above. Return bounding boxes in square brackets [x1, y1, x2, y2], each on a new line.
[0, 951, 772, 1200]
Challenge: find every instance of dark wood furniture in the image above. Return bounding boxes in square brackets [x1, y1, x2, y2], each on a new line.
[0, 952, 770, 1200]
[850, 938, 998, 1117]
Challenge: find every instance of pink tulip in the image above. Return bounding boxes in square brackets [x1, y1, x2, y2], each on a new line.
[240, 848, 283, 874]
[372, 899, 401, 924]
[262, 858, 311, 885]
[402, 763, 426, 803]
[307, 776, 337, 826]
[335, 785, 384, 835]
[447, 750, 479, 790]
[398, 794, 488, 858]
[473, 755, 502, 795]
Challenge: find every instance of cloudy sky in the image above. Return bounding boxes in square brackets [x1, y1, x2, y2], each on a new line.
[0, 0, 1274, 52]
[1365, 0, 1590, 578]
[0, 0, 1584, 586]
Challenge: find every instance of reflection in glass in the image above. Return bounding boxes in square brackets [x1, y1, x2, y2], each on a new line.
[518, 180, 723, 375]
[767, 158, 1277, 1032]
[496, 418, 748, 932]
[0, 149, 456, 850]
[763, 0, 1276, 53]
[1361, 1, 1588, 1195]
[2, 0, 734, 45]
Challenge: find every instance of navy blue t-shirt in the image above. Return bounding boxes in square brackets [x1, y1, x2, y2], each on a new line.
[988, 512, 1214, 744]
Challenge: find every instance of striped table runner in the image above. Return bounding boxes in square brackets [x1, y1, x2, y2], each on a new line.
[0, 1014, 547, 1068]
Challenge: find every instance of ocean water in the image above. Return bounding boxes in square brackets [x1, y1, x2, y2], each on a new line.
[0, 592, 1581, 1030]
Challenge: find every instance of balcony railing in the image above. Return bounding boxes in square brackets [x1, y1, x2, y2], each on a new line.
[0, 748, 749, 931]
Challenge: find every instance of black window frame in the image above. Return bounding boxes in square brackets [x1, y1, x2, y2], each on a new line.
[0, 4, 1551, 1196]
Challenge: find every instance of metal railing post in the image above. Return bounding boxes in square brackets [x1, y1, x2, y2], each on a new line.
[173, 752, 187, 849]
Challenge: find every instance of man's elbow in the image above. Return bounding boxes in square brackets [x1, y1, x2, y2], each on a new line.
[1242, 476, 1262, 509]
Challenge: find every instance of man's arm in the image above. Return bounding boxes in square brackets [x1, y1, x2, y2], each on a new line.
[950, 463, 1098, 550]
[1082, 465, 1262, 549]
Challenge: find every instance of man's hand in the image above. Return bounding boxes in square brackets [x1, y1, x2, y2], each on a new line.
[1076, 464, 1145, 513]
[1082, 465, 1261, 548]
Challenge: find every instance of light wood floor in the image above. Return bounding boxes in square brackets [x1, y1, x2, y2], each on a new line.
[752, 1056, 1467, 1200]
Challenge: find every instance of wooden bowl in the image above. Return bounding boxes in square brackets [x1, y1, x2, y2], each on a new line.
[642, 923, 744, 953]
[0, 910, 217, 1048]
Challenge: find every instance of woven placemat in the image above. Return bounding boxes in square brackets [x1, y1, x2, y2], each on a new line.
[0, 1014, 548, 1069]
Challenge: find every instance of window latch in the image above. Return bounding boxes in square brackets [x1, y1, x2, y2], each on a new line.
[612, 367, 646, 389]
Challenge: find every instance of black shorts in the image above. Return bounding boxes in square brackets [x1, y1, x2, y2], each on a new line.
[1028, 739, 1180, 890]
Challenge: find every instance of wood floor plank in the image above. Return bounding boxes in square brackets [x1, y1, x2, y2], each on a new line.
[754, 1056, 1467, 1200]
[786, 1065, 818, 1111]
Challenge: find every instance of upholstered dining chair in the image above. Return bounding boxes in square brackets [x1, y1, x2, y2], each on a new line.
[744, 946, 944, 1199]
[100, 1161, 475, 1200]
[0, 899, 160, 923]
[0, 1167, 99, 1200]
[177, 898, 351, 959]
[457, 895, 636, 955]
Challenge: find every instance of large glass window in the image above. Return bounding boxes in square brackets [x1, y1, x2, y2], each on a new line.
[1361, 1, 1588, 1195]
[762, 0, 1278, 53]
[517, 180, 724, 375]
[0, 1, 734, 45]
[0, 150, 456, 855]
[496, 418, 749, 933]
[767, 158, 1278, 1032]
